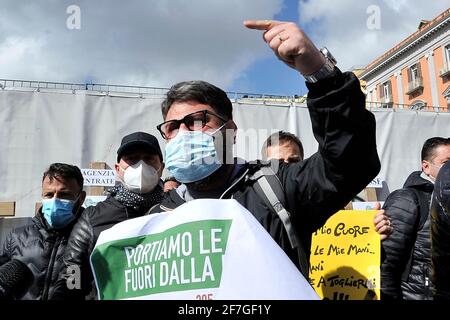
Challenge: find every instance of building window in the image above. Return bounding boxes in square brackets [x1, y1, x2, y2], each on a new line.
[378, 80, 393, 107]
[443, 86, 450, 111]
[445, 45, 450, 65]
[383, 83, 391, 101]
[406, 63, 423, 95]
[411, 64, 419, 80]
[439, 44, 450, 78]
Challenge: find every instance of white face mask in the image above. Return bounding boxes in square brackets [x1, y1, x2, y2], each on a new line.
[119, 160, 160, 194]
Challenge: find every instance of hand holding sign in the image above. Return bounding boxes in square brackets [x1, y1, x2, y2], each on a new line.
[244, 20, 326, 76]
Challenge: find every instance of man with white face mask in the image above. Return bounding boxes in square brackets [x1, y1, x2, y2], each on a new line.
[52, 132, 164, 299]
[112, 131, 164, 204]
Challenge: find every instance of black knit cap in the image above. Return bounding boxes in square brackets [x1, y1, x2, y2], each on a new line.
[117, 132, 163, 162]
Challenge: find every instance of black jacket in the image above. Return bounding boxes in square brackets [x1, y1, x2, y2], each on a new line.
[381, 171, 434, 300]
[52, 195, 154, 299]
[0, 210, 81, 300]
[431, 161, 450, 300]
[151, 70, 380, 274]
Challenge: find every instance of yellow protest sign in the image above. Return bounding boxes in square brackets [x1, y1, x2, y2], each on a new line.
[309, 210, 380, 300]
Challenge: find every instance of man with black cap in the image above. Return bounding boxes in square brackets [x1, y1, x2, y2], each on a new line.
[113, 131, 164, 201]
[51, 132, 164, 299]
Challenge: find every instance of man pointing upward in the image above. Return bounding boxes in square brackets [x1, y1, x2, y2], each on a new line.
[150, 19, 387, 281]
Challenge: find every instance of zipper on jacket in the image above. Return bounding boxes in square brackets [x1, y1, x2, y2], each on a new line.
[41, 237, 62, 300]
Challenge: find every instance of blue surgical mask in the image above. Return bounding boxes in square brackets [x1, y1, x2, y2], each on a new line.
[165, 125, 225, 183]
[42, 197, 78, 229]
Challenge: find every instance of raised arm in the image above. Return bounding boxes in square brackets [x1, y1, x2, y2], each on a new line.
[244, 20, 326, 76]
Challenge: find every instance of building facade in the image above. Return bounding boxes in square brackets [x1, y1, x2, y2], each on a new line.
[360, 9, 450, 112]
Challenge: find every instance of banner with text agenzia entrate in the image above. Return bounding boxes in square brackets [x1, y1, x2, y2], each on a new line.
[90, 199, 318, 300]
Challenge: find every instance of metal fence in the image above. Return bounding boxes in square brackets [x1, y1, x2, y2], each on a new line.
[1, 78, 447, 111]
[366, 101, 448, 112]
[0, 78, 302, 103]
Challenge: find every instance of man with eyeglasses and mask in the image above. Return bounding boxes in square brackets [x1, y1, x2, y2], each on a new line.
[52, 132, 164, 299]
[0, 163, 86, 300]
[381, 137, 450, 300]
[149, 20, 388, 280]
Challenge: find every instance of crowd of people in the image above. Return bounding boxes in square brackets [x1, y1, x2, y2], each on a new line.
[0, 19, 448, 300]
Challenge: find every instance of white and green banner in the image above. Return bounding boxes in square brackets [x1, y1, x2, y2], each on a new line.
[90, 199, 319, 300]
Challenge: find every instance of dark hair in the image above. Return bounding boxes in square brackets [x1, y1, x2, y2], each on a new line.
[163, 176, 179, 184]
[421, 137, 450, 161]
[42, 163, 84, 191]
[161, 81, 233, 120]
[261, 131, 304, 160]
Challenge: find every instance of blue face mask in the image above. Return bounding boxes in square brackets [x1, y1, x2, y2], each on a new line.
[165, 125, 225, 183]
[42, 197, 78, 229]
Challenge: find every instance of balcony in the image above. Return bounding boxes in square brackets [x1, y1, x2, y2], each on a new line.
[406, 77, 423, 95]
[365, 101, 448, 112]
[439, 63, 450, 78]
[378, 94, 394, 108]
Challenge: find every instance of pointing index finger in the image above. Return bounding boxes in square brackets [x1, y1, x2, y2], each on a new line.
[244, 19, 282, 30]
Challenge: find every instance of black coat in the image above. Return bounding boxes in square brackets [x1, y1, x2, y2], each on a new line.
[381, 171, 434, 300]
[54, 69, 380, 299]
[51, 196, 152, 299]
[151, 69, 380, 274]
[0, 210, 81, 300]
[431, 161, 450, 300]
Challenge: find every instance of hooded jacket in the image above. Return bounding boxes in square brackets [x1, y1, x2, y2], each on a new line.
[381, 171, 434, 300]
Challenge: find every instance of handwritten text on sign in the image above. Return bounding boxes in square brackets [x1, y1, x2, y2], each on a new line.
[309, 210, 380, 300]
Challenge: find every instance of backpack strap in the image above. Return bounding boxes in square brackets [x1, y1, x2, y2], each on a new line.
[401, 187, 430, 281]
[249, 164, 310, 279]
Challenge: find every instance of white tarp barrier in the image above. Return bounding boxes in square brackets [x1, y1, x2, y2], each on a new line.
[0, 88, 449, 217]
[90, 199, 319, 300]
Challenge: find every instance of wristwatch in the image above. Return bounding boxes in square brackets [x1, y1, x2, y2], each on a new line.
[303, 47, 337, 83]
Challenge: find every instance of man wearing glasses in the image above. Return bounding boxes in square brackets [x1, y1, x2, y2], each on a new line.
[149, 20, 387, 278]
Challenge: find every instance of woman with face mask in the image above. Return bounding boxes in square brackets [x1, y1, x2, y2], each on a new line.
[52, 132, 164, 300]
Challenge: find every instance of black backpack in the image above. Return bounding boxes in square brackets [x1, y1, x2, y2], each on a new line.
[248, 163, 310, 279]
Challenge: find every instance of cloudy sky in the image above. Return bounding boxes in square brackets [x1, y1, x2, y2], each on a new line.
[0, 0, 448, 96]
